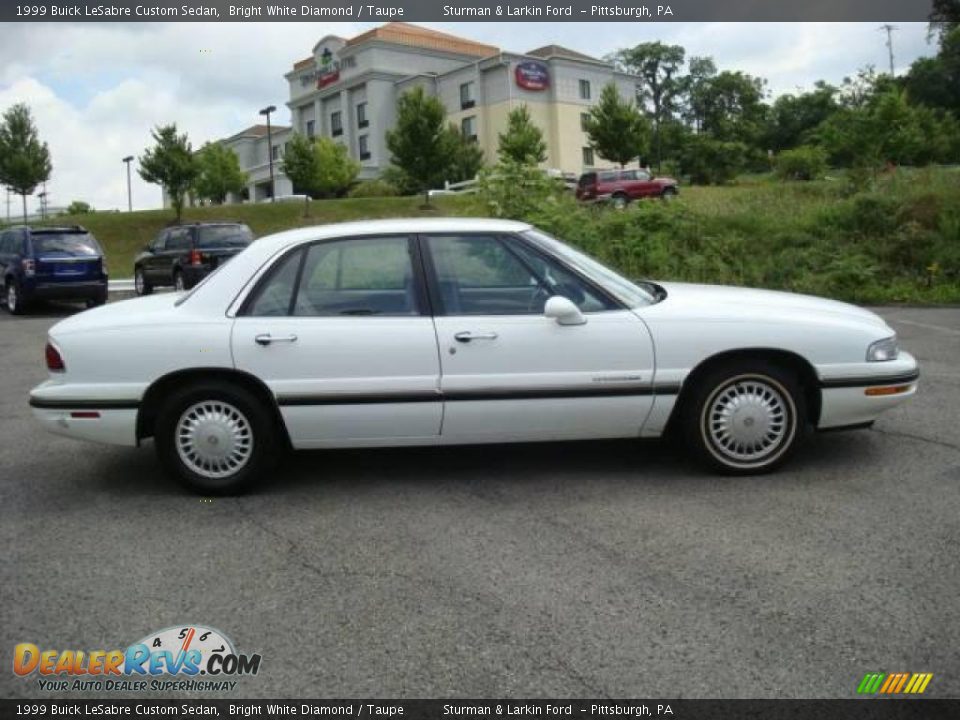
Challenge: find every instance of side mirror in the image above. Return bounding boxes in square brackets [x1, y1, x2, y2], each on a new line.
[544, 295, 586, 326]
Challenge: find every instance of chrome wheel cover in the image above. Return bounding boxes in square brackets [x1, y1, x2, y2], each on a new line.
[702, 375, 794, 467]
[6, 285, 15, 311]
[175, 274, 185, 291]
[135, 270, 144, 294]
[175, 401, 253, 479]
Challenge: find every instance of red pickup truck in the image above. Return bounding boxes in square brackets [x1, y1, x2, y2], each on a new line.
[576, 169, 679, 207]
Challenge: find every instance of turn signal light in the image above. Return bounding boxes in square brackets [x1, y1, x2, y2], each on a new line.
[45, 343, 65, 372]
[865, 385, 911, 396]
[189, 249, 202, 266]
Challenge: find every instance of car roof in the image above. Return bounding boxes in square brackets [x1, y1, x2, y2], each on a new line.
[6, 225, 89, 233]
[252, 217, 532, 253]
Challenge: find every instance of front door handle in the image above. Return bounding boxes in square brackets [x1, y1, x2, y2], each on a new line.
[454, 331, 498, 343]
[255, 333, 298, 346]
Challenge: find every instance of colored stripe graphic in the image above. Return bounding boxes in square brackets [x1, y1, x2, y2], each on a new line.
[857, 672, 933, 694]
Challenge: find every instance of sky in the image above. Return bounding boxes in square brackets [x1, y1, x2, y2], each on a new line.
[0, 21, 938, 215]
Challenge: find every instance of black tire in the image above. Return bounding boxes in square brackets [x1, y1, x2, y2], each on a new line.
[85, 289, 108, 309]
[681, 361, 806, 475]
[134, 267, 153, 296]
[661, 186, 678, 199]
[611, 193, 629, 209]
[154, 381, 279, 494]
[5, 279, 25, 315]
[174, 270, 186, 292]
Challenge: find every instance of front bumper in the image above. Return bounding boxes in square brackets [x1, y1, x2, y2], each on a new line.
[817, 352, 919, 429]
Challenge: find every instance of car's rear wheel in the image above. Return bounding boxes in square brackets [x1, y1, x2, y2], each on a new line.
[154, 381, 278, 494]
[682, 362, 805, 474]
[6, 280, 25, 315]
[134, 267, 152, 296]
[611, 193, 629, 209]
[174, 270, 186, 292]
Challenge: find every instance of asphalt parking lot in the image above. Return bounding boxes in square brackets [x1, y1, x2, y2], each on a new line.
[1, 302, 958, 700]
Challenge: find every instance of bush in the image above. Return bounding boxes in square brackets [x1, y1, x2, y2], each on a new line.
[678, 136, 748, 185]
[775, 146, 828, 181]
[348, 179, 399, 198]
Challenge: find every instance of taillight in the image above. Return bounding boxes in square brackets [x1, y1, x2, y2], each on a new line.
[22, 259, 35, 277]
[45, 342, 65, 372]
[189, 249, 202, 266]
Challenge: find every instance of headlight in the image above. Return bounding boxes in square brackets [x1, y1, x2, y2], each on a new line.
[866, 336, 899, 362]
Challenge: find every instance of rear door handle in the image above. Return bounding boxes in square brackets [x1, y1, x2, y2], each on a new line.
[454, 331, 498, 343]
[255, 333, 298, 346]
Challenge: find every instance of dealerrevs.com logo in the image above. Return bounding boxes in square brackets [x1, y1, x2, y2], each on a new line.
[13, 625, 262, 692]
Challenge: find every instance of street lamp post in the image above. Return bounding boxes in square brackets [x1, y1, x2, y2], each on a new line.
[259, 105, 277, 202]
[122, 156, 134, 212]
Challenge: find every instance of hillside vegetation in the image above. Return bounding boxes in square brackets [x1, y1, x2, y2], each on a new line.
[17, 167, 960, 304]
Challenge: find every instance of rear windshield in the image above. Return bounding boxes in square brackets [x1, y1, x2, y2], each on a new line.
[31, 232, 101, 256]
[578, 173, 597, 187]
[198, 225, 254, 249]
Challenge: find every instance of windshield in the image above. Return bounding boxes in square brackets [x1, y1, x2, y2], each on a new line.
[522, 228, 655, 308]
[31, 232, 101, 256]
[198, 225, 253, 249]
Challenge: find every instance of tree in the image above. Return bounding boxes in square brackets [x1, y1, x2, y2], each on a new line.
[138, 124, 198, 222]
[0, 104, 52, 223]
[613, 42, 686, 169]
[194, 142, 247, 205]
[765, 82, 838, 152]
[445, 124, 485, 183]
[65, 200, 93, 215]
[583, 83, 650, 167]
[905, 27, 960, 114]
[930, 0, 960, 40]
[697, 71, 768, 146]
[497, 105, 547, 165]
[281, 134, 359, 214]
[682, 56, 718, 133]
[385, 86, 456, 204]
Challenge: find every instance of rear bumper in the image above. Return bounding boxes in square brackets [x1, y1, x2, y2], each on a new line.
[31, 407, 138, 446]
[180, 265, 212, 286]
[23, 279, 107, 301]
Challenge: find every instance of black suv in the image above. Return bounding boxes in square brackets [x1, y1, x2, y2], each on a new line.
[0, 225, 108, 314]
[134, 222, 254, 295]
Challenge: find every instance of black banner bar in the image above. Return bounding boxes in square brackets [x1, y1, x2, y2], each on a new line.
[0, 0, 938, 23]
[2, 700, 960, 720]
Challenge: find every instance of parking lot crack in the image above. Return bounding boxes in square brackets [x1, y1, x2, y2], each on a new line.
[872, 427, 960, 453]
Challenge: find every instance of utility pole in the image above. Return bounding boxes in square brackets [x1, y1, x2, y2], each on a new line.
[259, 105, 277, 202]
[880, 24, 897, 76]
[122, 156, 134, 211]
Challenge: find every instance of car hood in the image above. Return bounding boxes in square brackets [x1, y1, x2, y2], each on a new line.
[49, 293, 184, 337]
[652, 281, 890, 330]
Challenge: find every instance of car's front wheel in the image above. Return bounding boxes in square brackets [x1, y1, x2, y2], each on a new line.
[682, 362, 805, 474]
[154, 381, 279, 494]
[134, 267, 152, 296]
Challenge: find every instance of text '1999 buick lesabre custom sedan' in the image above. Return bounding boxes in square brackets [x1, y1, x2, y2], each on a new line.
[29, 218, 919, 493]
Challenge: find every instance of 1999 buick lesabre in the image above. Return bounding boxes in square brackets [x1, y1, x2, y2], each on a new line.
[29, 218, 919, 493]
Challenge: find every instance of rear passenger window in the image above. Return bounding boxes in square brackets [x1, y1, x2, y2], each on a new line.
[293, 237, 417, 316]
[166, 229, 192, 251]
[245, 249, 303, 316]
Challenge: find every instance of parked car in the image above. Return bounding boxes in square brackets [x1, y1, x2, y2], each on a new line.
[134, 222, 254, 295]
[31, 218, 918, 494]
[576, 169, 679, 207]
[0, 225, 108, 314]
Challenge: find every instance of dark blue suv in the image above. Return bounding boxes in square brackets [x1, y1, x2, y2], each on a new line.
[0, 225, 108, 314]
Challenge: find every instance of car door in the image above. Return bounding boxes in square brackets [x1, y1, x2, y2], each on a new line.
[0, 232, 11, 276]
[143, 231, 167, 282]
[162, 227, 191, 282]
[231, 234, 442, 448]
[422, 233, 657, 442]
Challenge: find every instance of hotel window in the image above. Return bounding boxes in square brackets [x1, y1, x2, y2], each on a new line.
[357, 102, 368, 128]
[580, 113, 590, 132]
[306, 120, 315, 138]
[331, 111, 343, 137]
[579, 79, 591, 100]
[358, 135, 371, 160]
[461, 116, 477, 142]
[582, 147, 594, 166]
[460, 81, 475, 110]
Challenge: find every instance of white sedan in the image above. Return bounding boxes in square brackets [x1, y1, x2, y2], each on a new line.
[30, 218, 919, 493]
